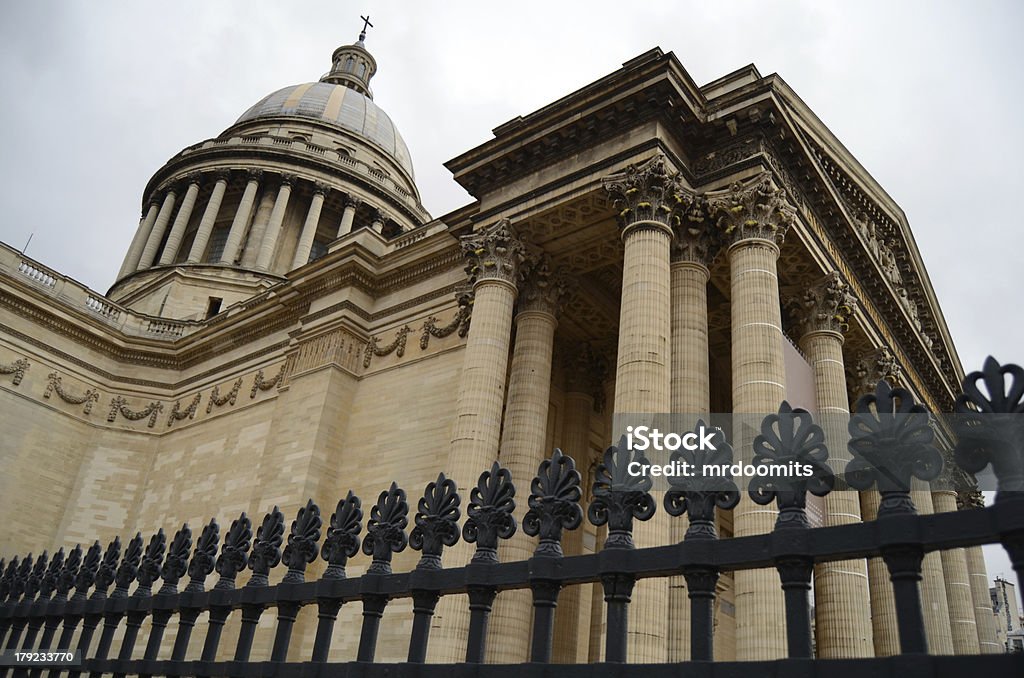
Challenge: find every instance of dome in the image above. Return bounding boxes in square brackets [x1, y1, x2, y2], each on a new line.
[235, 81, 415, 179]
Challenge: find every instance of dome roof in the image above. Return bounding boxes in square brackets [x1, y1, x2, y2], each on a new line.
[235, 81, 415, 179]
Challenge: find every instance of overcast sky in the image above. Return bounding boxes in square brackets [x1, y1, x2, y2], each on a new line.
[1, 2, 1021, 591]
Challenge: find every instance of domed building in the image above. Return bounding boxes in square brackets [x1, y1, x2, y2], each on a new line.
[0, 26, 1001, 667]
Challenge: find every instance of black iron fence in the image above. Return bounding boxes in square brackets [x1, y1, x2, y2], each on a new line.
[1, 358, 1024, 677]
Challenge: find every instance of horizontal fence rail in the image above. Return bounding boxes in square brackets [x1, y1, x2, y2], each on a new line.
[0, 359, 1023, 677]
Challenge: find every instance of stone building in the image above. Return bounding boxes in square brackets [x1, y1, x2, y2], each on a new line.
[0, 28, 1001, 662]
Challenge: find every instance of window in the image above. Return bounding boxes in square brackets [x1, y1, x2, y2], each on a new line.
[207, 225, 230, 263]
[357, 62, 366, 77]
[345, 57, 355, 73]
[205, 297, 223, 319]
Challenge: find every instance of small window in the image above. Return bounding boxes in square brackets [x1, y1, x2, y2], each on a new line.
[357, 62, 366, 77]
[345, 57, 355, 73]
[205, 297, 223, 319]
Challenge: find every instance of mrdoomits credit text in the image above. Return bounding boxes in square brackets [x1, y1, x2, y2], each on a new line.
[624, 425, 815, 479]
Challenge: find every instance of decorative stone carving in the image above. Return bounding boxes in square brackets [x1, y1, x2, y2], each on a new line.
[245, 169, 264, 183]
[602, 154, 686, 231]
[848, 347, 903, 402]
[343, 194, 363, 210]
[363, 325, 411, 368]
[250, 365, 285, 398]
[167, 393, 201, 427]
[461, 218, 527, 287]
[0, 357, 29, 385]
[517, 254, 574, 316]
[44, 372, 100, 414]
[207, 378, 242, 413]
[789, 271, 858, 337]
[706, 172, 795, 247]
[420, 287, 473, 350]
[107, 396, 163, 428]
[312, 181, 331, 197]
[671, 194, 721, 265]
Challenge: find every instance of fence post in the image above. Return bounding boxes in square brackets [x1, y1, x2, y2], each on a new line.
[312, 493, 362, 663]
[233, 508, 284, 663]
[356, 483, 408, 662]
[68, 538, 119, 678]
[113, 532, 165, 678]
[199, 513, 250, 670]
[171, 519, 219, 662]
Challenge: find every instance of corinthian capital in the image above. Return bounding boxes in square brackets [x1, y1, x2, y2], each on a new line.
[848, 347, 903, 402]
[563, 343, 608, 396]
[707, 172, 795, 247]
[602, 154, 687, 234]
[461, 218, 527, 287]
[518, 255, 575, 317]
[671, 194, 722, 266]
[789, 271, 858, 338]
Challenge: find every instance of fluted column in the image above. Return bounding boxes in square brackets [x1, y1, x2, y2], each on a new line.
[959, 491, 1001, 653]
[291, 183, 328, 269]
[255, 175, 294, 271]
[221, 170, 261, 265]
[429, 219, 525, 663]
[158, 174, 201, 266]
[241, 189, 275, 268]
[708, 172, 795, 660]
[932, 488, 980, 653]
[119, 199, 159, 278]
[187, 170, 230, 263]
[667, 197, 718, 660]
[138, 188, 178, 270]
[603, 155, 677, 662]
[791, 273, 874, 658]
[488, 258, 570, 663]
[336, 195, 360, 238]
[912, 485, 955, 653]
[850, 348, 904, 656]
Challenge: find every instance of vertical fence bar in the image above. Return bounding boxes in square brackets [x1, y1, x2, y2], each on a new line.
[407, 591, 439, 663]
[683, 568, 718, 661]
[465, 587, 497, 663]
[232, 605, 262, 663]
[529, 581, 560, 663]
[199, 607, 230, 663]
[777, 557, 814, 658]
[882, 544, 928, 654]
[355, 595, 387, 662]
[310, 599, 342, 663]
[170, 609, 199, 662]
[270, 602, 300, 662]
[602, 573, 633, 663]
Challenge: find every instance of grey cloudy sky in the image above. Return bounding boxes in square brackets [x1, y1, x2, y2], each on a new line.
[1, 2, 1021, 588]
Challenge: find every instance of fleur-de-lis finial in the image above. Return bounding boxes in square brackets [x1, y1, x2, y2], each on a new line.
[954, 357, 1024, 499]
[748, 403, 834, 529]
[215, 513, 251, 590]
[247, 507, 285, 587]
[363, 482, 409, 574]
[664, 421, 740, 540]
[321, 492, 362, 580]
[588, 437, 655, 549]
[92, 537, 121, 599]
[524, 449, 582, 557]
[73, 541, 102, 600]
[463, 462, 517, 564]
[113, 533, 143, 597]
[55, 544, 83, 599]
[24, 552, 45, 600]
[847, 381, 941, 516]
[185, 519, 219, 593]
[0, 557, 18, 601]
[158, 524, 192, 595]
[11, 556, 33, 601]
[135, 530, 166, 597]
[282, 499, 322, 583]
[410, 473, 461, 570]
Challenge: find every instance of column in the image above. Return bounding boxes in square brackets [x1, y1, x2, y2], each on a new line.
[336, 195, 360, 238]
[371, 207, 387, 234]
[911, 485, 955, 653]
[960, 491, 1001, 653]
[603, 155, 676, 662]
[255, 175, 294, 271]
[429, 219, 526, 663]
[137, 188, 178, 270]
[118, 199, 159, 278]
[158, 174, 201, 266]
[487, 256, 570, 663]
[792, 273, 874, 658]
[240, 188, 275, 268]
[221, 170, 261, 265]
[667, 195, 718, 660]
[932, 488, 980, 654]
[849, 349, 904, 656]
[291, 183, 329, 269]
[708, 172, 795, 660]
[187, 170, 230, 263]
[552, 349, 603, 663]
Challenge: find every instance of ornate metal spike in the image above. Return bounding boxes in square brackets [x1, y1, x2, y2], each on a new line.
[0, 557, 15, 601]
[410, 473, 461, 570]
[954, 357, 1024, 498]
[73, 541, 102, 600]
[847, 380, 941, 516]
[92, 537, 121, 599]
[247, 506, 284, 587]
[135, 530, 166, 597]
[463, 462, 517, 564]
[748, 403, 834, 529]
[23, 552, 45, 600]
[113, 533, 143, 597]
[185, 518, 219, 593]
[282, 499, 322, 583]
[523, 449, 583, 557]
[158, 524, 192, 595]
[588, 437, 655, 549]
[321, 492, 363, 580]
[11, 556, 32, 602]
[39, 548, 64, 599]
[664, 421, 741, 540]
[215, 512, 251, 590]
[362, 482, 409, 574]
[56, 544, 83, 599]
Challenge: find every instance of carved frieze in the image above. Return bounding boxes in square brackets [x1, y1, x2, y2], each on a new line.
[107, 396, 163, 428]
[207, 378, 243, 413]
[44, 372, 100, 415]
[167, 393, 202, 427]
[0, 356, 29, 386]
[362, 326, 411, 369]
[250, 365, 286, 398]
[420, 286, 473, 351]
